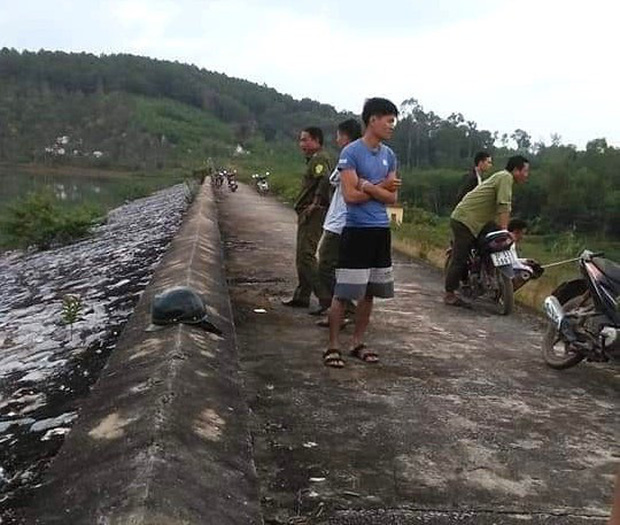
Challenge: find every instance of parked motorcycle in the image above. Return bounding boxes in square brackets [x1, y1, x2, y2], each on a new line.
[542, 250, 620, 369]
[227, 171, 239, 193]
[445, 229, 516, 315]
[211, 170, 225, 189]
[253, 172, 270, 196]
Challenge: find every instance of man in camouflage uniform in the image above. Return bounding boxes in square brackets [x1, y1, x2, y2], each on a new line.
[282, 126, 333, 308]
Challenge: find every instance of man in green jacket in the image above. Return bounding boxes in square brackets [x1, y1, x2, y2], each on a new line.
[283, 126, 333, 308]
[444, 155, 530, 307]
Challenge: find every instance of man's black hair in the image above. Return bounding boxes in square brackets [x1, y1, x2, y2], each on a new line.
[506, 155, 529, 172]
[337, 118, 362, 141]
[303, 126, 324, 146]
[508, 218, 529, 232]
[474, 151, 491, 166]
[361, 98, 399, 126]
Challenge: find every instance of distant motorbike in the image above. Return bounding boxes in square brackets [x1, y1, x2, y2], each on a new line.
[445, 229, 516, 315]
[253, 172, 270, 196]
[227, 174, 238, 192]
[542, 250, 620, 369]
[211, 171, 225, 189]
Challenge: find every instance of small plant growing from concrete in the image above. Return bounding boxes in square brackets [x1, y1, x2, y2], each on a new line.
[61, 294, 83, 339]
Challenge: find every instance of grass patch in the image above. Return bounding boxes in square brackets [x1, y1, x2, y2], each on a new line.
[233, 141, 303, 203]
[134, 96, 234, 159]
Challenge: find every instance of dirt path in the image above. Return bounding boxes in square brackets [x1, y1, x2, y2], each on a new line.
[217, 183, 618, 524]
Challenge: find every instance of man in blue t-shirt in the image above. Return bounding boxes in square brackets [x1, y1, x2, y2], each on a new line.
[324, 98, 401, 368]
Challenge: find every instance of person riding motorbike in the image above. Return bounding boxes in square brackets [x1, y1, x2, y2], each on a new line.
[506, 218, 544, 291]
[444, 155, 530, 307]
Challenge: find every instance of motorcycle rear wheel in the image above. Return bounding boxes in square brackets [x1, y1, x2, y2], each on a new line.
[494, 269, 514, 316]
[542, 293, 586, 370]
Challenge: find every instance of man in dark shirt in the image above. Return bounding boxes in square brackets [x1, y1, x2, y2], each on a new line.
[454, 151, 493, 205]
[282, 127, 333, 308]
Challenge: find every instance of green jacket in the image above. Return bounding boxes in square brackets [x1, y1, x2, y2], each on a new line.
[293, 149, 333, 214]
[451, 170, 513, 236]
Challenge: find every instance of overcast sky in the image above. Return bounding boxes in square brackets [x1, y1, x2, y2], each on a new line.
[2, 0, 619, 148]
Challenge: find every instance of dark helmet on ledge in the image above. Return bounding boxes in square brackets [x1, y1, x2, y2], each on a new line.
[145, 286, 222, 335]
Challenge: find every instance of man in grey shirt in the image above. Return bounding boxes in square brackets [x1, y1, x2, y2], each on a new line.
[313, 119, 362, 316]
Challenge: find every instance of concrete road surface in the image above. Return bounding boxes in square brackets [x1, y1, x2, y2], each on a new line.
[217, 183, 619, 524]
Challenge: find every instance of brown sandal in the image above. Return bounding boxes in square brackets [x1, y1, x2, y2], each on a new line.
[323, 349, 345, 368]
[444, 296, 472, 309]
[349, 344, 379, 364]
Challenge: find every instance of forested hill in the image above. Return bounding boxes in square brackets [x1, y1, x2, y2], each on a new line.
[0, 49, 518, 170]
[0, 49, 345, 166]
[1, 49, 619, 238]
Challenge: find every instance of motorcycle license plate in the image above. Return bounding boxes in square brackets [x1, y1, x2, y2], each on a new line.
[491, 250, 515, 266]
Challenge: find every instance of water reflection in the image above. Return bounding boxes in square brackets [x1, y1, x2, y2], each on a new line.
[48, 182, 99, 202]
[1, 167, 133, 212]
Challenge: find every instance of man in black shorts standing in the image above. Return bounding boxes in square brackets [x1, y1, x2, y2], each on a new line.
[324, 98, 400, 368]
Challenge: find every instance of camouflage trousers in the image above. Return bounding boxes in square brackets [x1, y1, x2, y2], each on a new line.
[292, 208, 326, 304]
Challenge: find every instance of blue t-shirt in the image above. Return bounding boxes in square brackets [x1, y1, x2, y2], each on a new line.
[337, 139, 397, 228]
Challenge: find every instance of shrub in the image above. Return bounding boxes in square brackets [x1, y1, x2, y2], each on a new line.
[0, 191, 102, 250]
[549, 230, 586, 258]
[403, 205, 439, 226]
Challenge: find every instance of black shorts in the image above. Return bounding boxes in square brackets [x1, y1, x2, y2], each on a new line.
[335, 227, 394, 300]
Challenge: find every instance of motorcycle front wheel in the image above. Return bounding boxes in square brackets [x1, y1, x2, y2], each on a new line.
[542, 293, 586, 370]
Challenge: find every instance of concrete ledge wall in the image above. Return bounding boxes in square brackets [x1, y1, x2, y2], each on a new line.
[29, 183, 262, 524]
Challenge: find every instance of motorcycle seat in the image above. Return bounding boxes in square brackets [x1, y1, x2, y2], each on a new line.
[480, 230, 513, 253]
